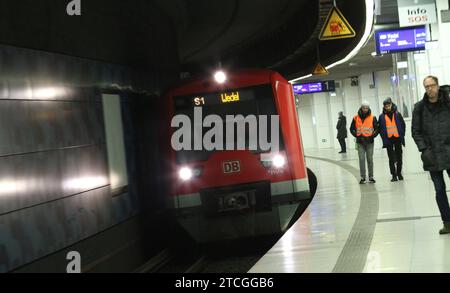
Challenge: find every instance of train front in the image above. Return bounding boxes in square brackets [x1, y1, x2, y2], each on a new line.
[165, 70, 312, 243]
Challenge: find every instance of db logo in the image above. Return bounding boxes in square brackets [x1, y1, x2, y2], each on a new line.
[223, 161, 241, 174]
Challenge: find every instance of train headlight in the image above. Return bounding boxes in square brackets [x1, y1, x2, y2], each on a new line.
[272, 154, 286, 168]
[179, 167, 193, 181]
[260, 153, 286, 169]
[214, 71, 227, 84]
[178, 166, 202, 181]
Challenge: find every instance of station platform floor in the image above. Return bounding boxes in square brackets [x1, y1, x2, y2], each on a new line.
[249, 148, 450, 273]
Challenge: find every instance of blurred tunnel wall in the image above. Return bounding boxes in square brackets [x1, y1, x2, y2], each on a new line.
[0, 30, 178, 273]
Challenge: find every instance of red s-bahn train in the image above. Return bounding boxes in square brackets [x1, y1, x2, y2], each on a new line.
[164, 69, 316, 243]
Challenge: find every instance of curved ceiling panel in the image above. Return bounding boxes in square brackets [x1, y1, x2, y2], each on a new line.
[160, 0, 368, 79]
[0, 0, 368, 81]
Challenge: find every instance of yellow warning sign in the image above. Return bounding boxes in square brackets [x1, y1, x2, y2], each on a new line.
[319, 6, 356, 41]
[312, 63, 328, 76]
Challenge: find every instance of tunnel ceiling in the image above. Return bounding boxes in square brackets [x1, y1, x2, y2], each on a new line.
[0, 0, 368, 81]
[158, 0, 368, 79]
[157, 0, 316, 67]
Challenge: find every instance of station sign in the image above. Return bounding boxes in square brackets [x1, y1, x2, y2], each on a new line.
[397, 0, 437, 27]
[293, 80, 335, 95]
[375, 25, 426, 55]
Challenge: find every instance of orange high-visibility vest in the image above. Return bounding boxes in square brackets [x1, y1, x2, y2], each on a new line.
[385, 114, 399, 138]
[354, 115, 374, 137]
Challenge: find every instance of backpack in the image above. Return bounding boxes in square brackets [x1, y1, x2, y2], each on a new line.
[441, 85, 450, 97]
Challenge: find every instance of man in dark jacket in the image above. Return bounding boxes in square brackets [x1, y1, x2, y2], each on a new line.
[412, 75, 450, 235]
[378, 98, 406, 182]
[336, 111, 347, 153]
[350, 101, 379, 184]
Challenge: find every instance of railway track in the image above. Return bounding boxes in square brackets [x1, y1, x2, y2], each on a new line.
[136, 234, 279, 273]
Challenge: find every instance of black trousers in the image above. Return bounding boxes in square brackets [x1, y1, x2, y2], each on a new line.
[430, 170, 450, 223]
[338, 138, 346, 152]
[386, 141, 403, 175]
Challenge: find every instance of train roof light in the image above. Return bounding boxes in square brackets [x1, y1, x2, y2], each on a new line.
[214, 71, 227, 84]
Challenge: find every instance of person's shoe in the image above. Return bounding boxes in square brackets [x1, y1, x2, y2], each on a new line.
[338, 151, 346, 153]
[369, 178, 376, 183]
[391, 175, 398, 182]
[359, 178, 366, 184]
[397, 174, 404, 180]
[439, 222, 450, 235]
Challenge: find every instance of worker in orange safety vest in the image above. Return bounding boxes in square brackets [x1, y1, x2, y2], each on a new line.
[378, 97, 406, 182]
[350, 100, 379, 184]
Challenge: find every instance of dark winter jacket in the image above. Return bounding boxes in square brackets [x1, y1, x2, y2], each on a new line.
[378, 104, 406, 148]
[336, 115, 347, 139]
[350, 108, 379, 145]
[412, 89, 450, 171]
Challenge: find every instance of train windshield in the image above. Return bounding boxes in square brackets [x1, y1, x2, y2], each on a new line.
[173, 84, 283, 164]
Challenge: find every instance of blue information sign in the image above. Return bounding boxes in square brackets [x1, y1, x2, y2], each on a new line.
[293, 82, 322, 94]
[375, 25, 426, 55]
[293, 81, 335, 95]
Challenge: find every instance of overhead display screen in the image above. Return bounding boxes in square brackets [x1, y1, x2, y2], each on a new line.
[292, 80, 335, 95]
[173, 84, 275, 112]
[174, 89, 255, 109]
[375, 25, 426, 55]
[293, 82, 322, 94]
